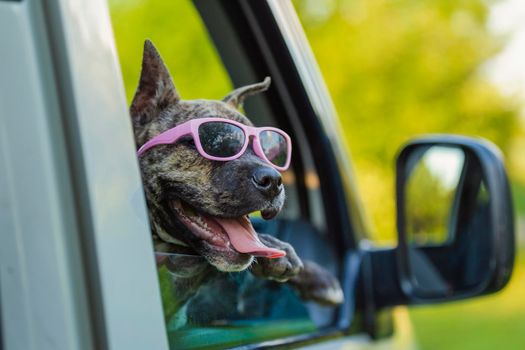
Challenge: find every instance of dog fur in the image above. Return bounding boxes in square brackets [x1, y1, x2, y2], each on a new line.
[131, 40, 343, 314]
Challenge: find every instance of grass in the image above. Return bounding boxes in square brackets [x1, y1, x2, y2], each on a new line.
[409, 182, 525, 349]
[512, 182, 525, 216]
[409, 251, 525, 349]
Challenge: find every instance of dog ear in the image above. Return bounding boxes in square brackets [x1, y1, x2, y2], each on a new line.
[130, 40, 180, 126]
[223, 77, 271, 109]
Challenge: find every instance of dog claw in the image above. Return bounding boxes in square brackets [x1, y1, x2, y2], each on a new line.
[251, 234, 303, 282]
[250, 234, 344, 307]
[289, 261, 344, 307]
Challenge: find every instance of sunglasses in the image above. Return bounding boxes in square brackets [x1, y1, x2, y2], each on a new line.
[137, 117, 292, 171]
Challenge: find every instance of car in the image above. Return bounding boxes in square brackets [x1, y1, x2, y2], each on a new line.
[0, 0, 515, 349]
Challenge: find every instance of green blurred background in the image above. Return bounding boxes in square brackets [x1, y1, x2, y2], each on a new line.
[109, 0, 525, 348]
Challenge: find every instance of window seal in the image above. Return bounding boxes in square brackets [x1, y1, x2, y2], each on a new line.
[192, 0, 376, 347]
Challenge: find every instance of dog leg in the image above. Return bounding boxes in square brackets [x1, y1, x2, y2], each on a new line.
[251, 234, 344, 306]
[251, 233, 304, 282]
[288, 260, 344, 306]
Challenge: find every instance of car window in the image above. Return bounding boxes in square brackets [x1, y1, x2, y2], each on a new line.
[109, 0, 339, 348]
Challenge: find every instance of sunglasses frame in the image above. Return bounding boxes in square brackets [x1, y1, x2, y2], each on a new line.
[137, 117, 292, 171]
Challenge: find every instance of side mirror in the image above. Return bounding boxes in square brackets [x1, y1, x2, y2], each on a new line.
[396, 135, 515, 302]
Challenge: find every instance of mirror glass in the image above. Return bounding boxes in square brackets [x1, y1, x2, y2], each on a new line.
[403, 145, 492, 297]
[405, 146, 464, 246]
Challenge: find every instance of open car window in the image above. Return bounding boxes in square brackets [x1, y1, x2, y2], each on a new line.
[109, 0, 340, 348]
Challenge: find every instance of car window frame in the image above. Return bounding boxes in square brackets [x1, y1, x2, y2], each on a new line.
[193, 0, 378, 347]
[7, 0, 386, 348]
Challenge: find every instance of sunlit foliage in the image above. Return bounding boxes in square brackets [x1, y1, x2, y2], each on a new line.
[108, 0, 524, 348]
[109, 0, 232, 102]
[294, 0, 521, 242]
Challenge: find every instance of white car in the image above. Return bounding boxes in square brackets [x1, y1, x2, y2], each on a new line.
[0, 0, 514, 349]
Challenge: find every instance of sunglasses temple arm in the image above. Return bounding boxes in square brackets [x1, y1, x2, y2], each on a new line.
[136, 122, 192, 157]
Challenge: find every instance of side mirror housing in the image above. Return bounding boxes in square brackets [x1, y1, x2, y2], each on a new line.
[367, 135, 515, 307]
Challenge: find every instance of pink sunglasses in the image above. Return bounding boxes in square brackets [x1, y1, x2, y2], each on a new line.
[137, 117, 292, 171]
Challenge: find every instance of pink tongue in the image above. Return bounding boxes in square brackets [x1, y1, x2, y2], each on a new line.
[216, 217, 286, 259]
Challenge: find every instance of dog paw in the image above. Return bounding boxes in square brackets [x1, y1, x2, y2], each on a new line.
[250, 234, 304, 282]
[289, 260, 344, 306]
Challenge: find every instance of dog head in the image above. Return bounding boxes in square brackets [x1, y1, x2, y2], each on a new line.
[131, 41, 286, 272]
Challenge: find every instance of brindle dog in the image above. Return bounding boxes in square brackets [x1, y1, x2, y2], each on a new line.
[131, 40, 343, 317]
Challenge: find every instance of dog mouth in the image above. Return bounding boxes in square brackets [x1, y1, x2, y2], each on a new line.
[170, 200, 285, 259]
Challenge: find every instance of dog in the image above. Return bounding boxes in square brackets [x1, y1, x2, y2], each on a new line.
[130, 40, 343, 323]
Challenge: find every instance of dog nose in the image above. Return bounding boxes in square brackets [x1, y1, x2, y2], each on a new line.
[252, 167, 283, 197]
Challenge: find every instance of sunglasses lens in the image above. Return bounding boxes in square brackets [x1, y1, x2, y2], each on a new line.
[259, 130, 289, 168]
[198, 122, 246, 158]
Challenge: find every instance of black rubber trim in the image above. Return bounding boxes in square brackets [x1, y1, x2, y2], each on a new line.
[194, 0, 356, 253]
[192, 1, 368, 348]
[230, 328, 343, 350]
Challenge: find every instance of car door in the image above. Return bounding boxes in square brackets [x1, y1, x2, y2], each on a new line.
[3, 0, 512, 349]
[0, 0, 167, 349]
[2, 0, 383, 349]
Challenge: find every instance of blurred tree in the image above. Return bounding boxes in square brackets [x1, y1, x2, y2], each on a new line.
[294, 0, 521, 242]
[109, 0, 521, 243]
[406, 160, 456, 245]
[109, 0, 232, 102]
[107, 1, 525, 348]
